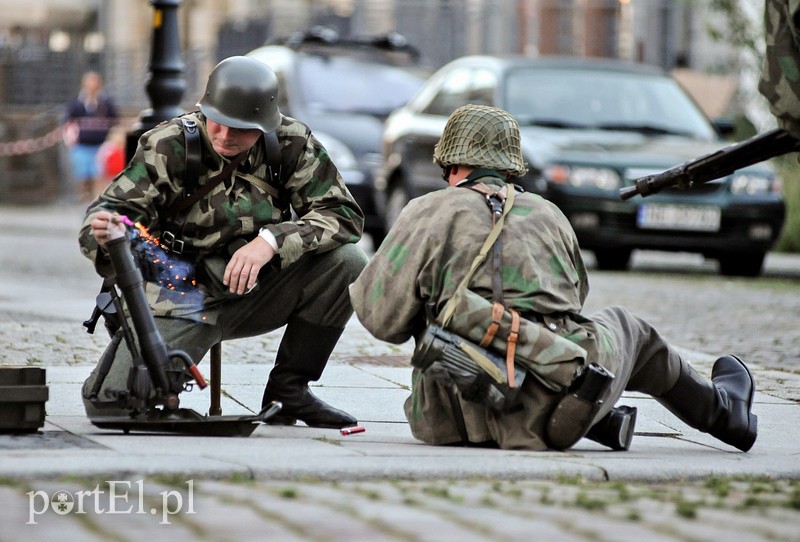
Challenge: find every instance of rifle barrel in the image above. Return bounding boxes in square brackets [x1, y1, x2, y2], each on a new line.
[620, 128, 800, 200]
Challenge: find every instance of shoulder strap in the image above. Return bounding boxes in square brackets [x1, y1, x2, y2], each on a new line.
[264, 130, 291, 221]
[440, 184, 515, 327]
[182, 117, 202, 190]
[162, 152, 246, 221]
[158, 122, 283, 251]
[264, 130, 282, 184]
[162, 117, 246, 221]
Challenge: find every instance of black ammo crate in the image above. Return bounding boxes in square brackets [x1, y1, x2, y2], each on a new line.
[0, 367, 48, 432]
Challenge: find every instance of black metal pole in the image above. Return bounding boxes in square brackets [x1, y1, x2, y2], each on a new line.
[126, 0, 186, 161]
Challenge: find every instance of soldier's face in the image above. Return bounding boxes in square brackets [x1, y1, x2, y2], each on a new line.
[206, 119, 262, 157]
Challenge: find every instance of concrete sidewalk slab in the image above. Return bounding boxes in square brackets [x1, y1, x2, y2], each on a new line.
[2, 357, 797, 484]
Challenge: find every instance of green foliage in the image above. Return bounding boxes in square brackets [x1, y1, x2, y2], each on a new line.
[706, 0, 763, 60]
[774, 154, 800, 252]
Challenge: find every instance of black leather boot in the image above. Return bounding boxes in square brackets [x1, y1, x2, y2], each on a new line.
[656, 355, 757, 452]
[261, 318, 357, 429]
[585, 405, 637, 451]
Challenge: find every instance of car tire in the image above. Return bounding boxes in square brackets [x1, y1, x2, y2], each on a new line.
[593, 248, 632, 271]
[718, 251, 765, 277]
[385, 181, 411, 232]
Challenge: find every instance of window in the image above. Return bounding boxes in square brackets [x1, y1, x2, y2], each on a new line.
[423, 67, 497, 116]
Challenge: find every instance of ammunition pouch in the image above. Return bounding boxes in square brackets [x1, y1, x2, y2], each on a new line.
[440, 287, 587, 392]
[544, 362, 614, 450]
[411, 324, 527, 413]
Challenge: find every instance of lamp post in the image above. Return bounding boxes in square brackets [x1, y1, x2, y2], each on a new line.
[126, 0, 186, 160]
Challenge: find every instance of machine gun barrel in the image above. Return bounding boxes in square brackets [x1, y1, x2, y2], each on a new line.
[620, 128, 800, 200]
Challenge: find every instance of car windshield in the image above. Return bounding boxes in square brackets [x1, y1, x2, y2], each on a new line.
[503, 68, 717, 140]
[296, 54, 426, 116]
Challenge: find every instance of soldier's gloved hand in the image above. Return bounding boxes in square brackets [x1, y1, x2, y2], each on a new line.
[223, 237, 275, 295]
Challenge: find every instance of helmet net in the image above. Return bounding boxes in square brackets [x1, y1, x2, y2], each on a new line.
[433, 104, 528, 177]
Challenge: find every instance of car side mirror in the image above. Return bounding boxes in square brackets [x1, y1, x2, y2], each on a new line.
[712, 118, 736, 138]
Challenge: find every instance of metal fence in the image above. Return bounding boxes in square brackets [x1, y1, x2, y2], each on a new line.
[0, 0, 687, 203]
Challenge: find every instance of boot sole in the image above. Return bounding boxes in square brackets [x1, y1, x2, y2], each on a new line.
[264, 413, 356, 429]
[265, 414, 297, 426]
[615, 405, 637, 451]
[722, 355, 758, 452]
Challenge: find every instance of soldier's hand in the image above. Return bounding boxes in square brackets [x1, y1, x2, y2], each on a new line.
[224, 237, 275, 295]
[91, 211, 127, 247]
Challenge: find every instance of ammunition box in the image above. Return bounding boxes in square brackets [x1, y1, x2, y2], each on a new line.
[0, 367, 48, 433]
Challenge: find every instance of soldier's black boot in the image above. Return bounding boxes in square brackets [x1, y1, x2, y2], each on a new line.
[585, 405, 637, 451]
[656, 355, 757, 452]
[261, 318, 357, 429]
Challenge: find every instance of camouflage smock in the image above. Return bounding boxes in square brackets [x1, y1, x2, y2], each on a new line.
[79, 111, 364, 320]
[349, 177, 617, 449]
[759, 0, 800, 139]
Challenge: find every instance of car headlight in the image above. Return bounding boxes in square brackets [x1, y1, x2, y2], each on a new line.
[314, 131, 359, 171]
[544, 164, 621, 190]
[730, 172, 783, 196]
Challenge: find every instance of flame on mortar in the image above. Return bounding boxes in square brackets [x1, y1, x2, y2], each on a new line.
[126, 219, 198, 292]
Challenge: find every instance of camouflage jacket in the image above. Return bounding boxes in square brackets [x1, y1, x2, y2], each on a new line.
[759, 0, 800, 139]
[349, 176, 616, 448]
[79, 111, 364, 318]
[350, 177, 591, 343]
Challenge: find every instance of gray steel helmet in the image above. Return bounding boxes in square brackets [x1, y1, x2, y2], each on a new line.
[197, 56, 281, 133]
[433, 104, 528, 177]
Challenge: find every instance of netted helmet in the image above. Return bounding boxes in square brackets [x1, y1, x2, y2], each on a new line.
[433, 104, 528, 177]
[197, 56, 281, 133]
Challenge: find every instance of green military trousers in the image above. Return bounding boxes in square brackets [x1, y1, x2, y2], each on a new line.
[82, 243, 368, 416]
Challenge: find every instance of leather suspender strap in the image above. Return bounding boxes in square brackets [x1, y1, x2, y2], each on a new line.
[479, 302, 505, 348]
[469, 182, 509, 349]
[158, 119, 285, 254]
[439, 182, 523, 389]
[263, 130, 282, 185]
[440, 184, 515, 327]
[162, 151, 246, 221]
[506, 308, 520, 388]
[263, 130, 291, 221]
[182, 118, 201, 192]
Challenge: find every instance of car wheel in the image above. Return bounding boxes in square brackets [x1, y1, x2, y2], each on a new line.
[718, 251, 765, 277]
[385, 181, 411, 232]
[594, 248, 632, 271]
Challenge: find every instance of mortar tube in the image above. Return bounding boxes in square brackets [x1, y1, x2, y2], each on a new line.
[105, 234, 176, 405]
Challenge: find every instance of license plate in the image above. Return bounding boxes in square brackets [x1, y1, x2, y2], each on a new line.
[637, 204, 721, 232]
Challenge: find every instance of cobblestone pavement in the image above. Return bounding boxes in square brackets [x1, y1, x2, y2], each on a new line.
[582, 253, 800, 373]
[3, 476, 799, 541]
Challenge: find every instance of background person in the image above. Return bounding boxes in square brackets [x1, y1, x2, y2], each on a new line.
[80, 56, 367, 429]
[64, 71, 118, 202]
[349, 104, 758, 452]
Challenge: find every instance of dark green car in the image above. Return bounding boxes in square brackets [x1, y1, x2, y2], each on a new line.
[378, 55, 785, 276]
